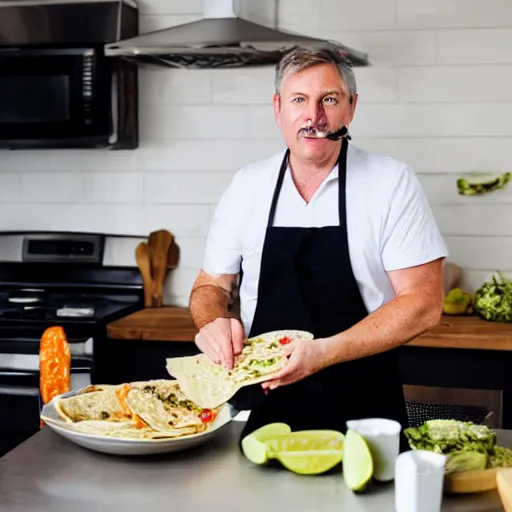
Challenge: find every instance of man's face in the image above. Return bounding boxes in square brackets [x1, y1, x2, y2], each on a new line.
[273, 63, 358, 163]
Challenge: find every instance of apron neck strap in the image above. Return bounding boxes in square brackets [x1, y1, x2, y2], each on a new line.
[267, 139, 349, 228]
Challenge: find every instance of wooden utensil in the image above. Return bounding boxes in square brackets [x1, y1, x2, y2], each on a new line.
[148, 229, 173, 307]
[135, 242, 153, 307]
[497, 468, 512, 512]
[167, 241, 180, 269]
[444, 467, 498, 494]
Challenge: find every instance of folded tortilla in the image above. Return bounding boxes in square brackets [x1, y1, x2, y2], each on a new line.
[55, 384, 131, 424]
[70, 420, 199, 439]
[123, 379, 209, 433]
[166, 330, 314, 409]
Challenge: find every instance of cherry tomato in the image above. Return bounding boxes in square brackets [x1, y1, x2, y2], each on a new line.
[199, 409, 216, 423]
[279, 336, 292, 345]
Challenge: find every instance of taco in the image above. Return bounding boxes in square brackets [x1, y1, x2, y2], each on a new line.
[55, 384, 131, 424]
[119, 379, 217, 434]
[166, 330, 313, 409]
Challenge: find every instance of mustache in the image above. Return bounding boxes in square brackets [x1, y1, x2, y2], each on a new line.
[298, 125, 328, 137]
[297, 125, 351, 141]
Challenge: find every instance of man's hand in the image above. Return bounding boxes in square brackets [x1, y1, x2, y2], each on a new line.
[195, 317, 245, 370]
[261, 339, 328, 391]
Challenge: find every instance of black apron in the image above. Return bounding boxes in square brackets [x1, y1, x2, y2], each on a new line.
[230, 139, 409, 450]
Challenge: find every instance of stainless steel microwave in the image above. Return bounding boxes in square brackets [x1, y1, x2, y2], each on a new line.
[0, 0, 139, 150]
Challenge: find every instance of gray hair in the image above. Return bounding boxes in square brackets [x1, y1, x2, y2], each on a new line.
[275, 47, 357, 102]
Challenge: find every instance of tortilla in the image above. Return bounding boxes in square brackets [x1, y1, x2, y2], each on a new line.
[166, 330, 314, 409]
[124, 380, 209, 433]
[54, 379, 219, 441]
[70, 420, 199, 440]
[55, 384, 130, 425]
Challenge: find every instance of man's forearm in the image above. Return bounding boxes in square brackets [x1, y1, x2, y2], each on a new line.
[321, 292, 442, 366]
[189, 271, 240, 330]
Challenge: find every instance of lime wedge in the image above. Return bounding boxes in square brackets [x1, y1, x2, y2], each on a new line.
[342, 429, 374, 491]
[241, 423, 291, 464]
[269, 430, 344, 475]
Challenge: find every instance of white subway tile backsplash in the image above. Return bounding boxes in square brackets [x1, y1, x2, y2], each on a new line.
[418, 173, 512, 205]
[139, 69, 211, 105]
[135, 139, 285, 172]
[143, 205, 211, 237]
[445, 236, 512, 270]
[19, 173, 83, 203]
[463, 270, 512, 294]
[434, 205, 512, 236]
[1, 0, 512, 299]
[0, 204, 146, 234]
[398, 65, 512, 102]
[397, 0, 512, 29]
[175, 237, 207, 269]
[167, 267, 200, 301]
[247, 106, 282, 139]
[438, 29, 512, 64]
[320, 0, 396, 31]
[211, 68, 274, 105]
[82, 173, 144, 204]
[140, 105, 249, 140]
[352, 104, 512, 137]
[324, 30, 437, 66]
[355, 138, 512, 173]
[144, 172, 233, 204]
[354, 67, 398, 103]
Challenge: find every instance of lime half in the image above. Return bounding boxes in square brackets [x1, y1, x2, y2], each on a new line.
[269, 430, 344, 475]
[342, 429, 374, 491]
[241, 423, 291, 464]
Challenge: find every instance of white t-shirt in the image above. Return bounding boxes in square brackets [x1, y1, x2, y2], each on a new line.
[203, 144, 449, 336]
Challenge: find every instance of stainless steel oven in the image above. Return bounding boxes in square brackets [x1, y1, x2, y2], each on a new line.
[0, 334, 93, 457]
[0, 231, 143, 457]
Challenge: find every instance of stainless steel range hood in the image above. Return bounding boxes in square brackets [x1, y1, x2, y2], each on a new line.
[105, 0, 369, 69]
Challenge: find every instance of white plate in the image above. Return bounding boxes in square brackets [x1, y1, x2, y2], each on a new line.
[40, 389, 235, 456]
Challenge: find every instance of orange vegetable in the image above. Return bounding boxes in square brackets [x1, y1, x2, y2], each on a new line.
[115, 384, 148, 429]
[39, 326, 71, 426]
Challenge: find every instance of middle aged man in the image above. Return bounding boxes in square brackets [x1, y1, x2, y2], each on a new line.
[187, 47, 448, 445]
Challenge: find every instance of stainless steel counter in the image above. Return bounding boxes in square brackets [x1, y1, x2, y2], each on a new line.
[0, 421, 508, 512]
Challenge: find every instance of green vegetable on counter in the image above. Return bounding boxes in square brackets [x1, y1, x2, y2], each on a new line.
[445, 451, 487, 474]
[489, 446, 512, 468]
[474, 272, 512, 323]
[457, 172, 511, 196]
[404, 420, 512, 474]
[404, 420, 496, 455]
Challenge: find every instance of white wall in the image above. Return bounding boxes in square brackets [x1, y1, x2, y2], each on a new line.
[1, 0, 511, 305]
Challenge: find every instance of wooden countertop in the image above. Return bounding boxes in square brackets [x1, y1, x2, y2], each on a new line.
[106, 307, 512, 351]
[107, 307, 198, 342]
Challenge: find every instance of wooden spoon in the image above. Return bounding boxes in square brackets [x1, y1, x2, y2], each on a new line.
[148, 229, 173, 307]
[135, 242, 153, 308]
[167, 241, 180, 270]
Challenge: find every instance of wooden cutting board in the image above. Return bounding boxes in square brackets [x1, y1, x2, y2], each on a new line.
[497, 468, 512, 511]
[107, 307, 197, 342]
[444, 468, 498, 494]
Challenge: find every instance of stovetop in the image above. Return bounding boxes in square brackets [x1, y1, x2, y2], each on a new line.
[0, 231, 145, 338]
[0, 289, 141, 324]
